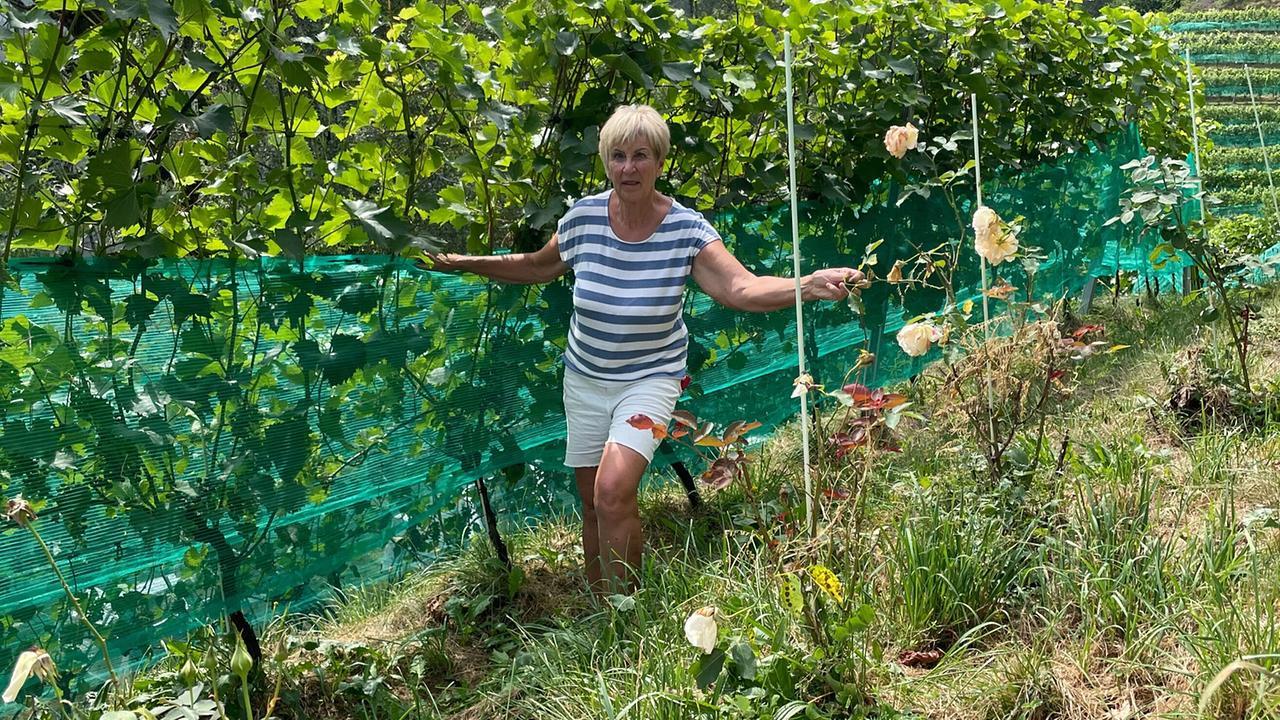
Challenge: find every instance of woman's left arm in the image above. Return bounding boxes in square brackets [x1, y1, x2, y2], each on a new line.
[691, 242, 862, 313]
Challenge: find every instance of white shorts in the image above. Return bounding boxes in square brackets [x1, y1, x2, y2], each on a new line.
[562, 368, 683, 468]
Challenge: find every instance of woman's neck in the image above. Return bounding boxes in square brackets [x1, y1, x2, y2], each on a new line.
[611, 189, 664, 229]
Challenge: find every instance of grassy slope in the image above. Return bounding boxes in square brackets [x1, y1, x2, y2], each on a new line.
[272, 291, 1280, 720]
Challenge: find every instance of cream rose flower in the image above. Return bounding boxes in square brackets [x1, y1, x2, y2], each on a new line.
[972, 205, 1018, 266]
[684, 606, 719, 654]
[884, 123, 919, 159]
[3, 648, 54, 704]
[896, 322, 937, 357]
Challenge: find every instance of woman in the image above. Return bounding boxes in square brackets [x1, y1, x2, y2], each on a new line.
[425, 105, 860, 592]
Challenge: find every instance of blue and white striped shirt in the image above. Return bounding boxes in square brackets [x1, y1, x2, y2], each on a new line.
[557, 190, 721, 382]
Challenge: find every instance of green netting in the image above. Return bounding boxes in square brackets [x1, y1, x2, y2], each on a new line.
[1217, 202, 1266, 217]
[0, 130, 1167, 690]
[1205, 85, 1280, 99]
[1209, 128, 1280, 147]
[1191, 51, 1280, 64]
[1169, 21, 1280, 33]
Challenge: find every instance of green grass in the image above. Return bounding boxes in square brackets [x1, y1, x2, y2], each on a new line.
[72, 293, 1280, 720]
[252, 293, 1280, 717]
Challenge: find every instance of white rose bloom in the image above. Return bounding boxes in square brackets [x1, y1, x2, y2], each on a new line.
[897, 322, 935, 358]
[683, 606, 719, 654]
[972, 205, 1018, 266]
[884, 123, 919, 159]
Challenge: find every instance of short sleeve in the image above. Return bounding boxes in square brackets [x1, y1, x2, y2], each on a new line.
[691, 214, 722, 255]
[556, 209, 578, 269]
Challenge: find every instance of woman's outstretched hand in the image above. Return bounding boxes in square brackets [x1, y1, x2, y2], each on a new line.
[417, 252, 461, 272]
[803, 268, 864, 301]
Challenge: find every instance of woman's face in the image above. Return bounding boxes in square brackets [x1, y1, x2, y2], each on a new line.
[607, 136, 663, 200]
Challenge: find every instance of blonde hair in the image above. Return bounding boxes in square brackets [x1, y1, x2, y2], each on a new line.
[598, 104, 670, 166]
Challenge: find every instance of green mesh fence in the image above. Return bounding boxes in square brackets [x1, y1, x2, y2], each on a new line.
[1170, 20, 1280, 33]
[1166, 18, 1280, 223]
[1206, 85, 1280, 98]
[1209, 128, 1280, 147]
[0, 130, 1167, 693]
[1218, 203, 1267, 217]
[1190, 51, 1280, 65]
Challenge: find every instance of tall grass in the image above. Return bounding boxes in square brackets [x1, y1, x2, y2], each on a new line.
[180, 295, 1280, 720]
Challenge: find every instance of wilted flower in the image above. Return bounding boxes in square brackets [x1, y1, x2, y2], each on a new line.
[984, 278, 1018, 301]
[791, 373, 817, 399]
[3, 648, 54, 704]
[972, 206, 1019, 266]
[4, 497, 35, 527]
[896, 322, 939, 358]
[886, 261, 904, 284]
[854, 349, 876, 371]
[684, 607, 719, 654]
[884, 123, 920, 159]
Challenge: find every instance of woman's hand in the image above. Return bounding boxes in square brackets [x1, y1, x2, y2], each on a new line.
[802, 268, 864, 301]
[416, 252, 462, 272]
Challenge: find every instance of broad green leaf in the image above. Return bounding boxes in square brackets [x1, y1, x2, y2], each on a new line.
[344, 200, 416, 254]
[722, 67, 756, 91]
[692, 647, 725, 690]
[728, 641, 756, 680]
[662, 61, 695, 82]
[887, 56, 918, 75]
[45, 96, 88, 125]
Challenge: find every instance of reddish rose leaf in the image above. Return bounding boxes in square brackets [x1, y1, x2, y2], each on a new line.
[671, 426, 689, 439]
[693, 421, 715, 443]
[823, 487, 851, 500]
[899, 649, 943, 669]
[626, 414, 655, 430]
[671, 409, 698, 429]
[1072, 324, 1104, 340]
[724, 420, 747, 442]
[733, 421, 762, 440]
[831, 428, 869, 459]
[842, 383, 874, 403]
[879, 393, 908, 410]
[700, 458, 737, 490]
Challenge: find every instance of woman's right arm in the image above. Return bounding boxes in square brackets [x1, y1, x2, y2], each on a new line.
[421, 234, 569, 284]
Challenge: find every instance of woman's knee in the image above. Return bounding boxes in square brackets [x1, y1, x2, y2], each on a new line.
[593, 474, 639, 520]
[575, 468, 598, 515]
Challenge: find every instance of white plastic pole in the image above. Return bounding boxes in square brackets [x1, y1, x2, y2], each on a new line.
[970, 94, 997, 451]
[1185, 49, 1207, 223]
[1245, 65, 1280, 221]
[784, 32, 815, 537]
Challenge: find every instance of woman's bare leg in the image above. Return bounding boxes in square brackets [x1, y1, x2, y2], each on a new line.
[593, 442, 649, 592]
[574, 466, 603, 592]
